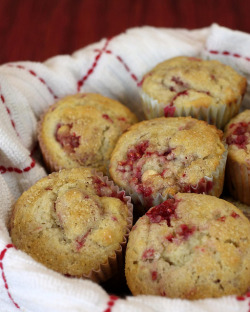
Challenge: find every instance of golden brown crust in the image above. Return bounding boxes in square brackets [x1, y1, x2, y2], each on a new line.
[9, 168, 133, 281]
[224, 110, 250, 165]
[142, 56, 246, 108]
[109, 117, 226, 206]
[141, 56, 247, 128]
[38, 93, 138, 175]
[224, 110, 250, 205]
[125, 193, 250, 299]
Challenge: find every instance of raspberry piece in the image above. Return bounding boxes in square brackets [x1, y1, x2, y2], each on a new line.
[177, 224, 195, 239]
[55, 123, 80, 153]
[146, 198, 180, 226]
[142, 248, 155, 260]
[102, 114, 113, 123]
[151, 271, 158, 281]
[226, 122, 250, 149]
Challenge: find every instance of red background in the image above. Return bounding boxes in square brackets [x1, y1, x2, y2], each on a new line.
[0, 0, 250, 64]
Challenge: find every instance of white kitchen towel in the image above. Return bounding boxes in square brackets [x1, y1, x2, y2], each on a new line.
[0, 24, 249, 312]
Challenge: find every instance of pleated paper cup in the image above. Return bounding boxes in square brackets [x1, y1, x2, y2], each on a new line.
[226, 157, 250, 206]
[83, 170, 133, 283]
[140, 89, 243, 129]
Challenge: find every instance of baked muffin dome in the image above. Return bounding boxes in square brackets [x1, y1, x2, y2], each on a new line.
[38, 93, 138, 175]
[224, 110, 250, 205]
[125, 193, 250, 299]
[140, 56, 247, 129]
[109, 117, 227, 207]
[9, 167, 133, 282]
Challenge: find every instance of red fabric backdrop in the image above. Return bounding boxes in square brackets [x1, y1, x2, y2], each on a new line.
[0, 0, 250, 64]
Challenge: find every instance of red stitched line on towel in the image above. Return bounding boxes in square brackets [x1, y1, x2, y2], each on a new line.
[236, 291, 250, 312]
[103, 295, 119, 312]
[0, 157, 36, 174]
[93, 48, 139, 84]
[0, 90, 19, 136]
[207, 49, 250, 62]
[7, 64, 58, 99]
[0, 244, 20, 309]
[77, 38, 112, 91]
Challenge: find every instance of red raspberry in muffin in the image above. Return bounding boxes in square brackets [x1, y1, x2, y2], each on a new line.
[38, 93, 138, 175]
[125, 193, 250, 299]
[224, 110, 250, 205]
[140, 56, 247, 129]
[109, 117, 227, 208]
[9, 168, 133, 283]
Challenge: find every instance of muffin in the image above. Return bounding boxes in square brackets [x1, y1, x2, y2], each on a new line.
[140, 56, 247, 129]
[222, 195, 250, 220]
[224, 110, 250, 205]
[109, 117, 227, 208]
[125, 193, 250, 299]
[38, 93, 138, 175]
[9, 167, 133, 283]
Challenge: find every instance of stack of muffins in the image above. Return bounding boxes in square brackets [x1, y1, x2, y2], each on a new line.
[9, 56, 250, 299]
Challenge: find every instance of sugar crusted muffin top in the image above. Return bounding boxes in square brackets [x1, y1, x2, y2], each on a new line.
[224, 109, 250, 165]
[141, 56, 246, 112]
[38, 93, 138, 174]
[125, 193, 250, 299]
[9, 168, 132, 278]
[109, 117, 226, 201]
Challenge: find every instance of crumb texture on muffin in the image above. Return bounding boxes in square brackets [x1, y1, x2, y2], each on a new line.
[141, 56, 246, 128]
[224, 109, 250, 164]
[38, 93, 138, 174]
[224, 110, 250, 205]
[10, 168, 131, 279]
[125, 193, 250, 299]
[109, 117, 226, 206]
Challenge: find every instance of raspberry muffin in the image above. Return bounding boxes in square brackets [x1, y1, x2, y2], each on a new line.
[140, 56, 247, 129]
[38, 93, 138, 175]
[125, 193, 250, 299]
[9, 168, 133, 283]
[109, 117, 227, 208]
[224, 110, 250, 205]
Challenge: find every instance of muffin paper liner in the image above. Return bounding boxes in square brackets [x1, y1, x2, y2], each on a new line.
[37, 110, 63, 173]
[127, 143, 228, 211]
[140, 89, 243, 129]
[84, 170, 133, 283]
[226, 156, 250, 206]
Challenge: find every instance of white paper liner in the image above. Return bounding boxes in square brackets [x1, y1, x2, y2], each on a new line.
[128, 143, 228, 210]
[226, 156, 250, 205]
[140, 89, 243, 129]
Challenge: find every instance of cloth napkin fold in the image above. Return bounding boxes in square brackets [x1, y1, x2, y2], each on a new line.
[0, 24, 249, 312]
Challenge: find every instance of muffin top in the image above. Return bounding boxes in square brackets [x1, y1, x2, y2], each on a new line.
[224, 109, 250, 165]
[10, 168, 132, 278]
[141, 56, 246, 112]
[125, 193, 250, 299]
[109, 117, 226, 201]
[38, 93, 138, 174]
